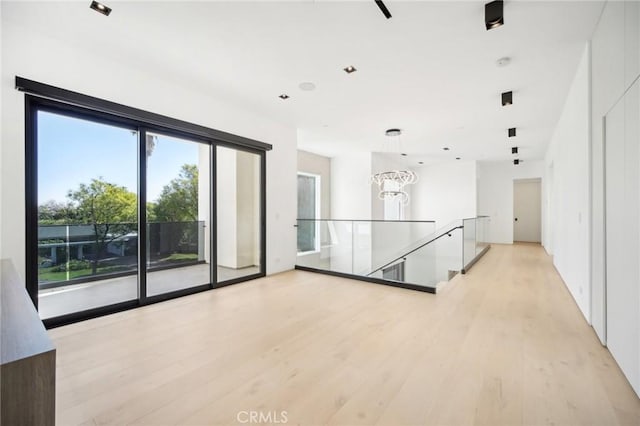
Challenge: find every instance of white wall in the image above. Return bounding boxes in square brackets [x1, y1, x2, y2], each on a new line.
[410, 160, 477, 280]
[590, 0, 640, 346]
[411, 160, 477, 228]
[328, 152, 372, 273]
[477, 160, 545, 244]
[236, 150, 260, 268]
[217, 148, 238, 268]
[547, 0, 640, 395]
[0, 7, 297, 277]
[544, 44, 591, 322]
[604, 78, 640, 397]
[297, 150, 331, 219]
[330, 152, 439, 277]
[0, 0, 3, 261]
[330, 152, 372, 220]
[371, 153, 414, 221]
[589, 0, 640, 396]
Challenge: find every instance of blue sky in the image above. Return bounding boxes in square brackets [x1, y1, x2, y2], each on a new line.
[38, 111, 202, 204]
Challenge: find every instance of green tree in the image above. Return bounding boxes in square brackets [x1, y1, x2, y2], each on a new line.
[154, 164, 198, 222]
[146, 202, 157, 222]
[38, 200, 80, 224]
[68, 178, 137, 274]
[151, 164, 199, 257]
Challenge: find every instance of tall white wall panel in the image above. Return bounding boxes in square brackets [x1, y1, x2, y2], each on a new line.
[604, 79, 640, 396]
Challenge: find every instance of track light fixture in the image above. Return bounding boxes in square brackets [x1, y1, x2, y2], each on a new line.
[90, 1, 112, 16]
[502, 91, 513, 106]
[375, 0, 393, 19]
[508, 127, 516, 137]
[485, 0, 504, 30]
[512, 147, 518, 154]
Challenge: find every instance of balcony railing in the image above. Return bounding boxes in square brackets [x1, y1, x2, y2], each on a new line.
[37, 221, 206, 288]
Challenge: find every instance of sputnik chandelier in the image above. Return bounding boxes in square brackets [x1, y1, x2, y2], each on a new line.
[370, 129, 418, 205]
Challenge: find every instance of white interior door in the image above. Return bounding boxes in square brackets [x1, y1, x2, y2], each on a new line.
[513, 179, 542, 243]
[605, 78, 640, 396]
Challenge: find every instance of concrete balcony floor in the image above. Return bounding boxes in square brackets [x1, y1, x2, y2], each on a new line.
[39, 263, 260, 319]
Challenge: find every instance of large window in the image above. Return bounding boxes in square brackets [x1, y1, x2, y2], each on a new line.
[24, 86, 269, 326]
[297, 173, 320, 253]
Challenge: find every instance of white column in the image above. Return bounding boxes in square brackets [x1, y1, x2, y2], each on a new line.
[216, 147, 238, 268]
[198, 144, 211, 263]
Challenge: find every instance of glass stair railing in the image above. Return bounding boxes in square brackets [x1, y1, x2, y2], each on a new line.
[295, 216, 490, 293]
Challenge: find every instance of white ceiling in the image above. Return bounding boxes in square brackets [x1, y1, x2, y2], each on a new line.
[5, 1, 605, 164]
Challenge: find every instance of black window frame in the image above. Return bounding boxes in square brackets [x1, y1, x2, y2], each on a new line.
[21, 77, 270, 328]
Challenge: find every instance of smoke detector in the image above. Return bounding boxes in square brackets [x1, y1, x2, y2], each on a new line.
[497, 57, 511, 67]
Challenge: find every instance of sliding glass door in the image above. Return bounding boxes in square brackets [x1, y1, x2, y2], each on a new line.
[28, 96, 267, 325]
[145, 131, 212, 297]
[36, 110, 139, 319]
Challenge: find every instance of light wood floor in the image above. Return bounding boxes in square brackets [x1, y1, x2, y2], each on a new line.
[49, 243, 640, 425]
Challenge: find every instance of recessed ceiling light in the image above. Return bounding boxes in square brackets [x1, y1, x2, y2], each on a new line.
[497, 57, 511, 67]
[485, 0, 504, 30]
[456, 157, 461, 160]
[299, 82, 316, 91]
[508, 127, 516, 137]
[385, 128, 401, 137]
[514, 159, 520, 165]
[443, 147, 450, 151]
[90, 1, 112, 16]
[343, 65, 357, 74]
[278, 94, 290, 100]
[501, 91, 513, 106]
[512, 146, 518, 154]
[418, 161, 424, 165]
[401, 153, 407, 156]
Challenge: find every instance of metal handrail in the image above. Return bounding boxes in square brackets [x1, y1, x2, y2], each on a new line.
[367, 225, 463, 276]
[296, 218, 435, 223]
